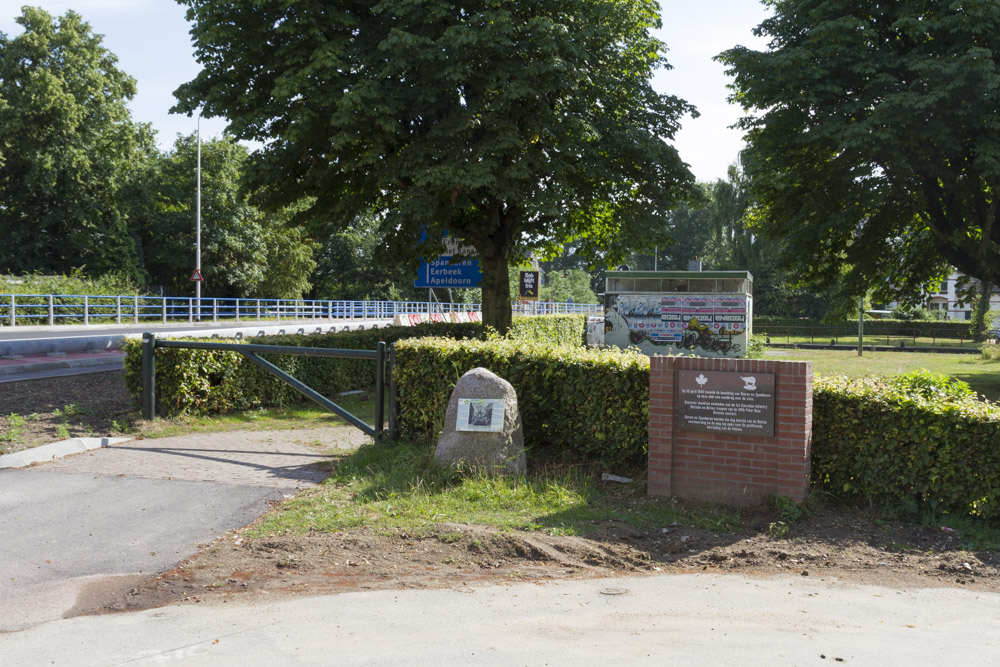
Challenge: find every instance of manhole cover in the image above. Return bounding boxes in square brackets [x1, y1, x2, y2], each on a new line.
[599, 587, 628, 596]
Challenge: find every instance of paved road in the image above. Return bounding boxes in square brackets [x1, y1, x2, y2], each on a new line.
[1, 572, 997, 665]
[0, 427, 368, 632]
[0, 319, 393, 341]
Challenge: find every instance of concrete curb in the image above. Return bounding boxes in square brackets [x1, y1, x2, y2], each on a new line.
[0, 437, 132, 469]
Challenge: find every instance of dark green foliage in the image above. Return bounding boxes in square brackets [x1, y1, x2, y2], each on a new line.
[309, 213, 422, 302]
[135, 134, 317, 298]
[0, 8, 154, 282]
[812, 374, 1000, 520]
[174, 0, 696, 333]
[719, 0, 1000, 302]
[122, 316, 587, 415]
[1, 271, 143, 324]
[393, 337, 650, 467]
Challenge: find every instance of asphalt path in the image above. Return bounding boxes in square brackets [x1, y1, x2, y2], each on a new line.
[0, 470, 285, 632]
[0, 319, 376, 341]
[0, 427, 357, 633]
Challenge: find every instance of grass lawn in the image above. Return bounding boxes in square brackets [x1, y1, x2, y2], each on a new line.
[247, 439, 740, 538]
[136, 391, 385, 438]
[766, 348, 1000, 401]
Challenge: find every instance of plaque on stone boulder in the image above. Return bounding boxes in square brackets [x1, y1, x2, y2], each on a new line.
[457, 398, 505, 432]
[435, 368, 526, 475]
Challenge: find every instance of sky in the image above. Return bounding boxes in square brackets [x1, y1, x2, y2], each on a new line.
[1, 1, 771, 183]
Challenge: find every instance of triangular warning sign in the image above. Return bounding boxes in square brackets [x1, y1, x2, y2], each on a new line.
[189, 268, 204, 282]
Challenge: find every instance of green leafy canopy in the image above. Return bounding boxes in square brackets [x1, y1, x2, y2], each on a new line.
[718, 0, 1000, 303]
[174, 0, 697, 332]
[0, 8, 155, 281]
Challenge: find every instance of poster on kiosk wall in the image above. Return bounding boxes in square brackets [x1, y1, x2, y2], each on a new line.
[603, 271, 754, 358]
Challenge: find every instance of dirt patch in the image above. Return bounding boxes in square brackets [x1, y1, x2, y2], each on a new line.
[84, 505, 1000, 616]
[0, 371, 132, 454]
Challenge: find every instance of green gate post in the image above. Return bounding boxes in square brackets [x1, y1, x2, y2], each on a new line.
[141, 333, 156, 419]
[375, 341, 386, 437]
[387, 345, 399, 440]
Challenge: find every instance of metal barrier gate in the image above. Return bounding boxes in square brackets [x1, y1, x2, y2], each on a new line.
[140, 333, 388, 438]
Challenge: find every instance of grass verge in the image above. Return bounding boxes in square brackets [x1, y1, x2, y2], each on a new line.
[246, 439, 740, 538]
[135, 391, 382, 439]
[766, 349, 1000, 402]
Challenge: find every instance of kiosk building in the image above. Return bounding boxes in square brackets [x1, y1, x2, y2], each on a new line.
[604, 270, 754, 358]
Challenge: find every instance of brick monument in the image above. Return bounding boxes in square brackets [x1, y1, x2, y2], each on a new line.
[648, 356, 813, 505]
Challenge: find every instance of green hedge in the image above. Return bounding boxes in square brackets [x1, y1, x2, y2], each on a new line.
[812, 371, 1000, 519]
[393, 337, 650, 467]
[123, 316, 587, 416]
[756, 316, 972, 338]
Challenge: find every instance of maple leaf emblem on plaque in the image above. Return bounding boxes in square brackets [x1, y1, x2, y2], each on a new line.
[695, 373, 708, 386]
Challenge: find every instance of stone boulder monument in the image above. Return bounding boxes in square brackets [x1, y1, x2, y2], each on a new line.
[434, 367, 527, 476]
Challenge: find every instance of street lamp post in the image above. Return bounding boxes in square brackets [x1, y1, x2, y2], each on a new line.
[195, 114, 202, 320]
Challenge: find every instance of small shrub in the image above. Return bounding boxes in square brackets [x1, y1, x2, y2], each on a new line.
[746, 333, 767, 359]
[981, 342, 1000, 360]
[885, 369, 973, 401]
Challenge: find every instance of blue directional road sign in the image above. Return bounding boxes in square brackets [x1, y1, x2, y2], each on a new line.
[414, 256, 483, 288]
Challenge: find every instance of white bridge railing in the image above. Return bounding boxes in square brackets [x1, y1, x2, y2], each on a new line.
[0, 294, 600, 327]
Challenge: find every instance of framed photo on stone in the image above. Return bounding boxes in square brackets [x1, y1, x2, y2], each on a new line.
[456, 398, 506, 432]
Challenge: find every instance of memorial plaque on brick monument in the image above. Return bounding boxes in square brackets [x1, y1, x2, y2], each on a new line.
[677, 370, 775, 437]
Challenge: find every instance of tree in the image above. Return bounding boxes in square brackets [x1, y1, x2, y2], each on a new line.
[541, 269, 599, 304]
[631, 163, 854, 318]
[310, 213, 423, 302]
[137, 134, 316, 298]
[718, 0, 1000, 303]
[174, 0, 696, 333]
[0, 8, 154, 282]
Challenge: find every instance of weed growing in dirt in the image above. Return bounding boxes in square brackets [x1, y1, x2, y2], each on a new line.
[768, 494, 804, 523]
[767, 521, 790, 539]
[246, 439, 740, 538]
[54, 403, 92, 418]
[1, 413, 27, 449]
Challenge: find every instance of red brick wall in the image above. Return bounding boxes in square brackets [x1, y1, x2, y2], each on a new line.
[648, 356, 813, 505]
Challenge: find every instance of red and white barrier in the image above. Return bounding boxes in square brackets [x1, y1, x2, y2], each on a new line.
[393, 312, 481, 326]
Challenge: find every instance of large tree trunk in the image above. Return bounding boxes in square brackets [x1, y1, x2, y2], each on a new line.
[972, 280, 994, 342]
[479, 246, 512, 335]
